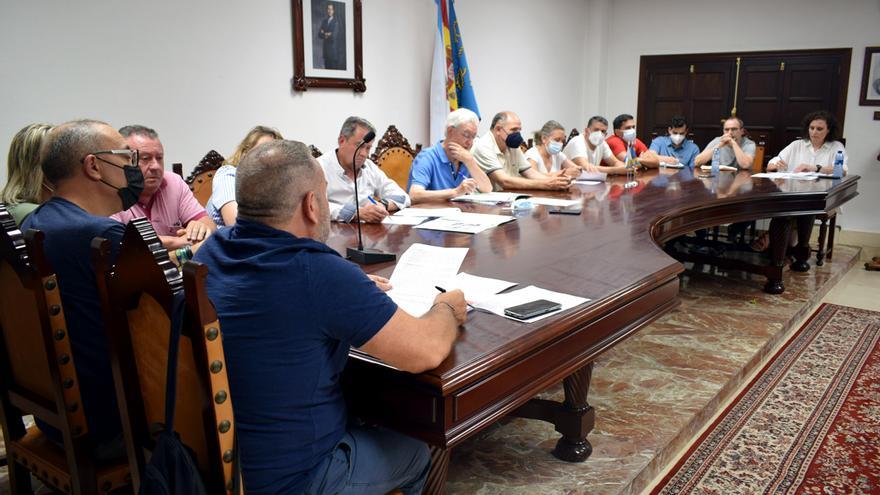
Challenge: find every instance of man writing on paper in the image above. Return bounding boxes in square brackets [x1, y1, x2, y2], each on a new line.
[407, 108, 492, 203]
[694, 117, 755, 170]
[472, 111, 572, 191]
[647, 115, 700, 169]
[562, 115, 628, 175]
[195, 139, 466, 494]
[318, 116, 411, 223]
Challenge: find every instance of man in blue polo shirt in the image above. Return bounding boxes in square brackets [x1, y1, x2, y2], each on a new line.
[22, 119, 145, 460]
[647, 115, 700, 169]
[194, 139, 467, 494]
[407, 108, 492, 203]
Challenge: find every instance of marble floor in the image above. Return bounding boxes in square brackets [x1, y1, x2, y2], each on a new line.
[445, 244, 869, 495]
[0, 246, 874, 495]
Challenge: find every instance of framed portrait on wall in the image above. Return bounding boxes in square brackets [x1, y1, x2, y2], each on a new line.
[859, 46, 880, 106]
[291, 0, 366, 92]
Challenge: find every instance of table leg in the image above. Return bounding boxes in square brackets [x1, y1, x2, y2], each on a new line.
[790, 215, 815, 272]
[423, 446, 450, 495]
[764, 217, 791, 294]
[508, 362, 596, 462]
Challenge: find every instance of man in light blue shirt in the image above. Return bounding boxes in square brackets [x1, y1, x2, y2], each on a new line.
[407, 108, 492, 203]
[648, 115, 700, 169]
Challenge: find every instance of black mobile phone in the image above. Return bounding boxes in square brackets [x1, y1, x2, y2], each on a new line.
[548, 206, 582, 215]
[504, 299, 562, 320]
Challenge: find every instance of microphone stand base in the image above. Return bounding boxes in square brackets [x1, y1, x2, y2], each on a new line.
[347, 247, 397, 265]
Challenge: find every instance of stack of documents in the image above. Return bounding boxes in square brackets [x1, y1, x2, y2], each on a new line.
[751, 172, 820, 181]
[386, 244, 469, 316]
[529, 197, 582, 208]
[575, 171, 607, 183]
[415, 212, 514, 234]
[700, 164, 738, 172]
[383, 207, 463, 225]
[451, 192, 530, 204]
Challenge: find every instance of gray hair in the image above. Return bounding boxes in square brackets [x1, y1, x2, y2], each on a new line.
[490, 111, 515, 129]
[445, 108, 479, 132]
[41, 119, 109, 184]
[339, 116, 376, 139]
[536, 120, 564, 145]
[236, 140, 319, 223]
[724, 116, 744, 129]
[119, 125, 159, 140]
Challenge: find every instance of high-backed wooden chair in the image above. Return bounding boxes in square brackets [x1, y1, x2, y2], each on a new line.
[185, 150, 226, 207]
[309, 144, 323, 158]
[92, 219, 236, 493]
[566, 128, 580, 147]
[172, 163, 184, 178]
[370, 125, 420, 190]
[751, 134, 767, 174]
[0, 204, 130, 495]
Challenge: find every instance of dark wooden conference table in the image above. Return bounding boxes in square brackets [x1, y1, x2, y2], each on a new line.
[326, 168, 859, 493]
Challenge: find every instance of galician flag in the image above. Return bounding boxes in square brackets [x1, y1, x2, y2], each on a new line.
[430, 0, 479, 144]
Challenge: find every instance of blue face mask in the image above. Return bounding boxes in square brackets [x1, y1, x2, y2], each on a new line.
[547, 141, 563, 155]
[504, 131, 524, 149]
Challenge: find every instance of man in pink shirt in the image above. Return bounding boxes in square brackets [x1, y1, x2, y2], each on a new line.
[111, 125, 216, 249]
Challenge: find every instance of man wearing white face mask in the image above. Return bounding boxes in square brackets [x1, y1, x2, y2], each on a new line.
[647, 115, 700, 169]
[563, 116, 629, 175]
[606, 114, 655, 166]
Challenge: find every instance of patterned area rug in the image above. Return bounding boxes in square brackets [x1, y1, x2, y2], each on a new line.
[652, 303, 880, 494]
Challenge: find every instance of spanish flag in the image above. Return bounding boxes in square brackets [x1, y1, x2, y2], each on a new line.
[430, 0, 479, 143]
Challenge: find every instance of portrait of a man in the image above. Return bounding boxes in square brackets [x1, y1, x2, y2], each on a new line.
[312, 0, 346, 70]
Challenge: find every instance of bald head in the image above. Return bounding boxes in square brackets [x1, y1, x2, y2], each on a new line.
[236, 140, 322, 224]
[41, 119, 115, 184]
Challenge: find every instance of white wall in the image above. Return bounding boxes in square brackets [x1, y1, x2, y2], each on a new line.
[601, 0, 880, 233]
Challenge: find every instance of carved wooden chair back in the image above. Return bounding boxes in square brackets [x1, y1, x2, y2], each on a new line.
[0, 204, 130, 495]
[185, 150, 226, 207]
[92, 219, 235, 493]
[370, 125, 419, 190]
[566, 128, 580, 147]
[751, 134, 766, 174]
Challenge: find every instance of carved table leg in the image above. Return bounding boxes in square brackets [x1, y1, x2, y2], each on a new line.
[816, 215, 828, 266]
[764, 217, 792, 294]
[790, 215, 815, 272]
[423, 446, 450, 495]
[509, 362, 596, 463]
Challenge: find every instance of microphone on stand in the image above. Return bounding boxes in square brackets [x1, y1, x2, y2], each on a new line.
[346, 130, 397, 265]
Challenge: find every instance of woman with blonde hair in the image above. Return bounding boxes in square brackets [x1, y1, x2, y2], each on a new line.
[206, 125, 283, 227]
[1, 123, 53, 224]
[525, 120, 581, 177]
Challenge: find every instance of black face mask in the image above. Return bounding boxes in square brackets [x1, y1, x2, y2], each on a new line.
[504, 131, 524, 149]
[99, 160, 145, 211]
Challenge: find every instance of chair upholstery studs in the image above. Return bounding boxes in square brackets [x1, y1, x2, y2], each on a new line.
[58, 353, 70, 365]
[44, 279, 56, 291]
[210, 360, 223, 373]
[218, 420, 231, 433]
[50, 305, 61, 316]
[54, 329, 65, 340]
[214, 390, 227, 404]
[63, 378, 74, 389]
[206, 327, 219, 341]
[223, 449, 233, 463]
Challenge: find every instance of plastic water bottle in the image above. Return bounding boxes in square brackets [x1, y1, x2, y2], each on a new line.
[833, 150, 844, 177]
[711, 148, 720, 176]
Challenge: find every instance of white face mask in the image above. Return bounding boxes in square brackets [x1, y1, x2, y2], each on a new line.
[670, 133, 685, 145]
[622, 128, 637, 143]
[588, 131, 604, 146]
[547, 140, 563, 155]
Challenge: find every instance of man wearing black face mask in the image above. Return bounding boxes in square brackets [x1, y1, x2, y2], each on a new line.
[21, 119, 142, 461]
[472, 111, 572, 191]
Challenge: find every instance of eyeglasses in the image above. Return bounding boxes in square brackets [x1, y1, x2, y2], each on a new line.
[82, 149, 139, 168]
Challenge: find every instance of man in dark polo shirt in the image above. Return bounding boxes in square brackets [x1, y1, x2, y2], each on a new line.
[22, 119, 145, 459]
[194, 139, 466, 494]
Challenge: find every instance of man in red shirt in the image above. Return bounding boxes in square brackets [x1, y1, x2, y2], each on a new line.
[605, 114, 658, 167]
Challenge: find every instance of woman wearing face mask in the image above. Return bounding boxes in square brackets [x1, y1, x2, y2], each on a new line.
[525, 121, 581, 178]
[1, 123, 54, 225]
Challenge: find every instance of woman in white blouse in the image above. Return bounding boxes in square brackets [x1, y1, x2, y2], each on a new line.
[767, 110, 846, 174]
[525, 120, 581, 178]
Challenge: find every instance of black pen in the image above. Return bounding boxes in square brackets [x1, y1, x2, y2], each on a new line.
[435, 286, 446, 293]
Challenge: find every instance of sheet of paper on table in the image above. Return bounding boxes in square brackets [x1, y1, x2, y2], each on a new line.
[394, 207, 463, 217]
[415, 212, 515, 234]
[576, 171, 608, 182]
[451, 192, 530, 204]
[440, 272, 518, 304]
[529, 197, 583, 208]
[472, 285, 590, 323]
[700, 164, 738, 172]
[382, 215, 427, 226]
[386, 244, 469, 317]
[751, 172, 819, 181]
[573, 180, 602, 186]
